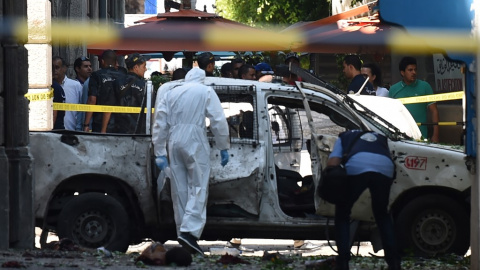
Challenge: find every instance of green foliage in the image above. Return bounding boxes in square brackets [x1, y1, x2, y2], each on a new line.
[151, 75, 170, 92]
[328, 54, 349, 92]
[216, 0, 331, 27]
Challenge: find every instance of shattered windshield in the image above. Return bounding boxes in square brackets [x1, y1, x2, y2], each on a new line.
[291, 67, 415, 141]
[343, 95, 412, 141]
[298, 82, 411, 141]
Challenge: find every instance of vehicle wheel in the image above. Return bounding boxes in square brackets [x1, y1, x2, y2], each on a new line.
[394, 194, 469, 256]
[57, 193, 131, 252]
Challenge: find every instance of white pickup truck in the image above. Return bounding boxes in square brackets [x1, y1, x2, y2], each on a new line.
[31, 74, 472, 257]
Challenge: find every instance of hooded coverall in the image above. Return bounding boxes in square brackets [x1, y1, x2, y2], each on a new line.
[152, 68, 230, 238]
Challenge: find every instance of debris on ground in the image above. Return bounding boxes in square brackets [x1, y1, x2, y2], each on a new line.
[305, 257, 337, 269]
[1, 261, 25, 268]
[261, 251, 294, 264]
[42, 238, 80, 251]
[216, 253, 250, 265]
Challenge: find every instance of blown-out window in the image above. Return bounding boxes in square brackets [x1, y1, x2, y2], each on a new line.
[207, 85, 257, 142]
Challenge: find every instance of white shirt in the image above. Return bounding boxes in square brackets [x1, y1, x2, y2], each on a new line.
[61, 76, 83, 130]
[376, 86, 389, 97]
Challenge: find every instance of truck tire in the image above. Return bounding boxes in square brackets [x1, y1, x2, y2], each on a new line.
[57, 193, 131, 252]
[394, 194, 469, 256]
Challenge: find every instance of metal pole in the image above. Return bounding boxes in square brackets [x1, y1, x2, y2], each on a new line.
[146, 81, 152, 134]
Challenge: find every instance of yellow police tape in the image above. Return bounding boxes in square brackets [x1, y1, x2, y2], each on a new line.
[24, 89, 54, 101]
[53, 103, 152, 113]
[397, 91, 464, 104]
[26, 89, 464, 113]
[25, 90, 151, 113]
[417, 122, 464, 126]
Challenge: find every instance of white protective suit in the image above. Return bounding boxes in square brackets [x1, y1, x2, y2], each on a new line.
[152, 68, 230, 238]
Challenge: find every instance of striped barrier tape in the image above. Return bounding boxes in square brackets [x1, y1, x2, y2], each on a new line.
[397, 91, 464, 104]
[26, 89, 464, 113]
[24, 89, 54, 101]
[417, 122, 464, 126]
[53, 103, 153, 113]
[25, 91, 152, 113]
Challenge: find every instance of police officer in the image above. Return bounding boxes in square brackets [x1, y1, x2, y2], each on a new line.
[197, 52, 215, 77]
[84, 50, 124, 133]
[115, 53, 150, 134]
[327, 130, 400, 270]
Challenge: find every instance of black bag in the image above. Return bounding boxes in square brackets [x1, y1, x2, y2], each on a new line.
[317, 131, 366, 204]
[318, 165, 348, 204]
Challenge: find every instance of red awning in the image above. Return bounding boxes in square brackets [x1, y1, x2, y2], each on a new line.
[285, 13, 397, 54]
[87, 9, 293, 55]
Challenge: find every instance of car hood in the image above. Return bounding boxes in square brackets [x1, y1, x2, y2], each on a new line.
[348, 95, 422, 140]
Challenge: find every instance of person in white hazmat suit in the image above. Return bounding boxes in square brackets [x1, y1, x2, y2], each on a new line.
[152, 68, 230, 255]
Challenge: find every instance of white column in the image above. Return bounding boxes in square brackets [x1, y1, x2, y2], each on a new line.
[26, 0, 53, 131]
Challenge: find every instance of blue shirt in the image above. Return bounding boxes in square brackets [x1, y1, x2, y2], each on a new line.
[348, 74, 375, 95]
[329, 135, 394, 178]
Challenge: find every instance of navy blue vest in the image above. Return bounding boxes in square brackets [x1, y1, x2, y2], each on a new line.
[339, 130, 391, 162]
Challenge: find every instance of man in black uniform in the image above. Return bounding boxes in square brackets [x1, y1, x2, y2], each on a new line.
[52, 80, 65, 130]
[197, 52, 215, 77]
[83, 50, 124, 133]
[115, 52, 150, 134]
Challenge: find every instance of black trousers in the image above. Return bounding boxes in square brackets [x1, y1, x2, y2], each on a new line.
[334, 172, 400, 268]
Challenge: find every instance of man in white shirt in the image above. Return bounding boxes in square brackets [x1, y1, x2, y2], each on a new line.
[74, 56, 92, 130]
[53, 56, 83, 130]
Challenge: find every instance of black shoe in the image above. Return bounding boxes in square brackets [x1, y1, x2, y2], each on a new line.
[334, 257, 349, 270]
[177, 232, 204, 256]
[388, 263, 402, 270]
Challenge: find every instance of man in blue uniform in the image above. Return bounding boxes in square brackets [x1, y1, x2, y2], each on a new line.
[327, 130, 400, 270]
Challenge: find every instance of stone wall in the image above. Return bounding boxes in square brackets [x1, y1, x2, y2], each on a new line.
[26, 0, 53, 131]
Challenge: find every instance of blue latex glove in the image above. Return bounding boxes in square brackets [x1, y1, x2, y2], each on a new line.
[220, 150, 229, 167]
[155, 156, 169, 170]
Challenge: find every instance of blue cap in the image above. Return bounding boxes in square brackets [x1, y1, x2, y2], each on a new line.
[254, 63, 274, 74]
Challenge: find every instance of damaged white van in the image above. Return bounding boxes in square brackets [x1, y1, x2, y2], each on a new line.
[31, 74, 472, 257]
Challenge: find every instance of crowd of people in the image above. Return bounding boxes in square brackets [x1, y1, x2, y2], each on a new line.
[52, 50, 151, 134]
[213, 52, 439, 143]
[52, 50, 438, 142]
[51, 51, 439, 143]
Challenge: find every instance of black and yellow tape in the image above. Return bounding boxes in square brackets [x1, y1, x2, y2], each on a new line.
[54, 103, 140, 113]
[417, 122, 464, 126]
[397, 91, 464, 104]
[53, 103, 153, 113]
[24, 89, 54, 101]
[24, 91, 151, 113]
[26, 89, 464, 114]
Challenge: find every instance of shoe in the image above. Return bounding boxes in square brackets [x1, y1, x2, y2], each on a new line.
[334, 257, 349, 270]
[387, 262, 402, 270]
[177, 232, 204, 256]
[293, 240, 305, 248]
[229, 238, 242, 245]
